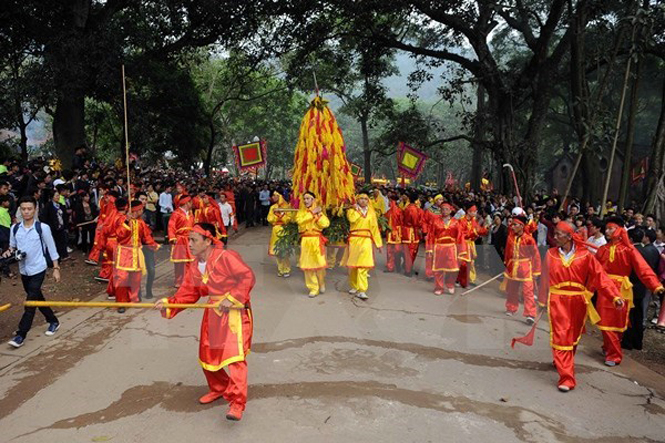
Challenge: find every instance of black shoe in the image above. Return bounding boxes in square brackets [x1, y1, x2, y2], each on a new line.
[144, 294, 153, 300]
[118, 308, 126, 313]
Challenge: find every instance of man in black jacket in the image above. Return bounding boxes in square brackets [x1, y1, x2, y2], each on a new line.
[623, 228, 660, 350]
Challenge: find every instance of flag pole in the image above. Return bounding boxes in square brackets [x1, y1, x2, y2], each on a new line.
[122, 65, 132, 202]
[24, 301, 245, 310]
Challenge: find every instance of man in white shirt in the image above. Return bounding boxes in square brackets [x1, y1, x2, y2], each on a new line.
[258, 185, 271, 226]
[159, 185, 174, 243]
[218, 193, 237, 245]
[586, 217, 607, 254]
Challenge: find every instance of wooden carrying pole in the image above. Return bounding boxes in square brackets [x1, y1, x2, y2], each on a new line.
[24, 301, 244, 310]
[122, 65, 132, 202]
[0, 303, 11, 313]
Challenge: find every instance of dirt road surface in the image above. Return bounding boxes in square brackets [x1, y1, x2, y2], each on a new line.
[1, 227, 664, 442]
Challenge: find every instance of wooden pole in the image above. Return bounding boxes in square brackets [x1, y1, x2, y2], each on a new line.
[122, 65, 132, 203]
[24, 301, 245, 310]
[0, 303, 11, 313]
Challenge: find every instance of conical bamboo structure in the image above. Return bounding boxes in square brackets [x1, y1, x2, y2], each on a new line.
[291, 96, 355, 209]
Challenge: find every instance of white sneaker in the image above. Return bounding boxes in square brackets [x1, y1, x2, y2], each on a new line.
[356, 292, 368, 300]
[283, 273, 290, 278]
[308, 291, 318, 298]
[447, 288, 454, 295]
[348, 288, 358, 294]
[558, 385, 570, 392]
[67, 247, 74, 253]
[107, 295, 116, 300]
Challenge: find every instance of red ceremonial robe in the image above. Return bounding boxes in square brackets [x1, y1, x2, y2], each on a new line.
[384, 201, 402, 272]
[429, 217, 466, 291]
[539, 246, 620, 389]
[162, 246, 255, 409]
[457, 215, 489, 287]
[113, 217, 159, 303]
[401, 203, 421, 274]
[595, 241, 663, 363]
[503, 232, 541, 317]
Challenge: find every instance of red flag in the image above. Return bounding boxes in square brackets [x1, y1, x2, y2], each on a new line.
[511, 310, 545, 348]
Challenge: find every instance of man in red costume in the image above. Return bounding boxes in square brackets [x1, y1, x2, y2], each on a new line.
[428, 203, 466, 295]
[98, 197, 127, 300]
[457, 203, 488, 288]
[401, 192, 421, 277]
[155, 223, 255, 421]
[383, 194, 403, 273]
[422, 194, 443, 280]
[200, 192, 227, 241]
[503, 215, 541, 323]
[595, 216, 664, 366]
[538, 221, 623, 391]
[168, 195, 194, 288]
[113, 200, 160, 312]
[192, 188, 206, 223]
[86, 187, 118, 282]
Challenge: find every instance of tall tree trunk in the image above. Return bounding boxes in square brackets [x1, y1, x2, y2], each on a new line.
[644, 77, 665, 215]
[360, 114, 371, 184]
[470, 84, 486, 191]
[53, 93, 86, 168]
[18, 117, 28, 163]
[204, 117, 216, 176]
[618, 55, 642, 211]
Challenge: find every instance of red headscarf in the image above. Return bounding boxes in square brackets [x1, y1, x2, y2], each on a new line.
[192, 224, 220, 244]
[555, 221, 587, 249]
[606, 222, 632, 248]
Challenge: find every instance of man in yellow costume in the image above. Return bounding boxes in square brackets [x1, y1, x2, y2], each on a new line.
[266, 191, 292, 278]
[343, 193, 383, 300]
[295, 191, 330, 297]
[370, 188, 386, 216]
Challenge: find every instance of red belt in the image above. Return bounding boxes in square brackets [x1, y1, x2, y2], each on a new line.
[349, 229, 372, 239]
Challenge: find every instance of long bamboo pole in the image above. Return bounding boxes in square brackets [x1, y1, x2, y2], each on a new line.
[0, 303, 11, 313]
[24, 301, 244, 310]
[122, 65, 132, 203]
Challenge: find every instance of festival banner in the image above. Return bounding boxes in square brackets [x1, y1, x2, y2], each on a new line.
[233, 140, 267, 171]
[397, 142, 428, 179]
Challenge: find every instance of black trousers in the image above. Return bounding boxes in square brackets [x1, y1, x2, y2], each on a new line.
[53, 229, 69, 259]
[17, 271, 58, 338]
[622, 295, 645, 350]
[143, 247, 155, 299]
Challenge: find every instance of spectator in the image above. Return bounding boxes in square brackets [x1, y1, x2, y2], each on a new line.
[73, 191, 99, 254]
[4, 196, 61, 348]
[0, 195, 11, 277]
[586, 217, 607, 254]
[144, 184, 158, 230]
[622, 228, 659, 351]
[40, 188, 70, 261]
[259, 185, 271, 226]
[159, 184, 174, 242]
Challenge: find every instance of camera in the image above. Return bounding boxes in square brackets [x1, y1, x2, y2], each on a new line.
[0, 249, 26, 265]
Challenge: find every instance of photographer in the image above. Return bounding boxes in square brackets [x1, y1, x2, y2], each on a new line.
[3, 196, 61, 348]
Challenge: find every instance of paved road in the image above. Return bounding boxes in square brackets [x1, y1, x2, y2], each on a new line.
[1, 227, 664, 442]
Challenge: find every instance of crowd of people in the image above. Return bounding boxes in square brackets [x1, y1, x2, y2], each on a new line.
[2, 150, 665, 416]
